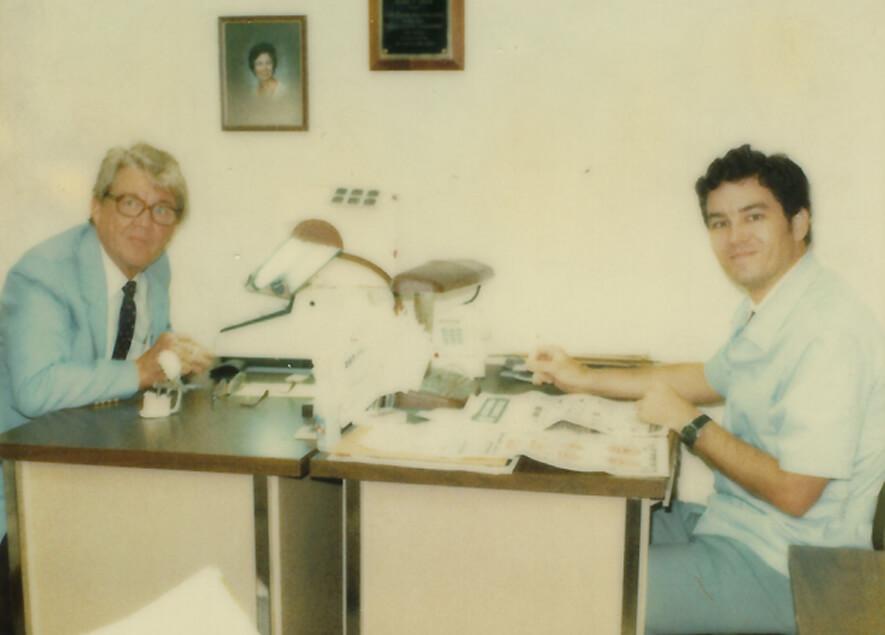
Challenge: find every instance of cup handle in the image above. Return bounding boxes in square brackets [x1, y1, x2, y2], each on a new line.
[169, 388, 183, 413]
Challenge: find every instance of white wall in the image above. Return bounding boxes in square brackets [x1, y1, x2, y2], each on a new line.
[2, 0, 885, 364]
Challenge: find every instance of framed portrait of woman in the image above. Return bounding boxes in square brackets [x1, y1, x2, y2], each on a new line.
[219, 16, 308, 131]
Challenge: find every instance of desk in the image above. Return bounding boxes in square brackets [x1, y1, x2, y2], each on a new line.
[311, 440, 677, 634]
[0, 388, 342, 635]
[789, 546, 885, 635]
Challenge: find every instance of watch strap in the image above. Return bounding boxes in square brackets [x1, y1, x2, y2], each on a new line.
[681, 414, 712, 447]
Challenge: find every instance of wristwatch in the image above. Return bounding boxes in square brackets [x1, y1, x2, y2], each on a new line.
[680, 414, 712, 448]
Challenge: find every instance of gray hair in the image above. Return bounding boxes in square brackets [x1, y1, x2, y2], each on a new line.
[92, 142, 189, 221]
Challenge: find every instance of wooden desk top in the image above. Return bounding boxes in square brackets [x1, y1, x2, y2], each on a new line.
[0, 388, 314, 477]
[0, 367, 678, 497]
[789, 546, 885, 635]
[310, 451, 675, 499]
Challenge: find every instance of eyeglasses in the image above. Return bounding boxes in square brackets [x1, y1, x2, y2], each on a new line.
[107, 193, 180, 226]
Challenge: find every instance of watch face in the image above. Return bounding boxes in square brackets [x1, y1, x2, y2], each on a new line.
[681, 424, 697, 446]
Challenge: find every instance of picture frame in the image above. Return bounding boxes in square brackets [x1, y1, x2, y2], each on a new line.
[219, 16, 308, 131]
[369, 0, 464, 71]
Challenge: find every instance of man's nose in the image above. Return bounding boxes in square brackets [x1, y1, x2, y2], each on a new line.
[728, 221, 749, 244]
[131, 206, 154, 228]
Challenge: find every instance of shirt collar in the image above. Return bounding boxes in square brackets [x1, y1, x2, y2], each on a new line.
[749, 258, 795, 314]
[99, 244, 144, 298]
[732, 252, 821, 350]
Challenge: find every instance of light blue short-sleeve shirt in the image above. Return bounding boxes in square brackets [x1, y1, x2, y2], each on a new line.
[699, 253, 885, 576]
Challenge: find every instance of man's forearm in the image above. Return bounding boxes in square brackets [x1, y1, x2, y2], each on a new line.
[10, 360, 139, 418]
[693, 422, 829, 517]
[580, 362, 721, 404]
[635, 382, 830, 518]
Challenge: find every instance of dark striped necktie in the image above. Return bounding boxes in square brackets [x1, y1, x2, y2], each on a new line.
[112, 280, 137, 360]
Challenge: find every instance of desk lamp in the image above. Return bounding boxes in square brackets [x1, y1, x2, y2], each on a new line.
[391, 259, 494, 331]
[214, 219, 393, 369]
[246, 218, 391, 299]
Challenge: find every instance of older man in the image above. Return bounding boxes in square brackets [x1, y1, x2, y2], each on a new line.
[528, 144, 885, 634]
[0, 142, 214, 628]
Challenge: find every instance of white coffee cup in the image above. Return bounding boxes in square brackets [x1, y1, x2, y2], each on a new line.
[140, 388, 183, 418]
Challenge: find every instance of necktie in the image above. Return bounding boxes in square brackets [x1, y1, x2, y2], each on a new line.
[112, 280, 137, 360]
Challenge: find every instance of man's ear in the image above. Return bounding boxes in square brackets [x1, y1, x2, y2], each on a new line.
[90, 197, 102, 222]
[791, 208, 810, 243]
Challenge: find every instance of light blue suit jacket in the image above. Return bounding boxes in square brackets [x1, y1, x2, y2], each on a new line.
[0, 224, 172, 535]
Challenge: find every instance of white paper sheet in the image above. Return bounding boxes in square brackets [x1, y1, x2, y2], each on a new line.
[342, 390, 670, 477]
[454, 391, 665, 436]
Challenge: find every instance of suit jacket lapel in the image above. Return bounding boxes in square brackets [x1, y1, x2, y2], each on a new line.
[77, 226, 110, 359]
[144, 262, 171, 338]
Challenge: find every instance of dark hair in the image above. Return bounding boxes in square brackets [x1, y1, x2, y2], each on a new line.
[695, 144, 812, 245]
[248, 42, 277, 75]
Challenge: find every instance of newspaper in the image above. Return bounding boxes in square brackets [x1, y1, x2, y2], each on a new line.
[345, 391, 670, 477]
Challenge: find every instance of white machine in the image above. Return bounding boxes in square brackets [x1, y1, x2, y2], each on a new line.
[214, 218, 396, 369]
[214, 218, 494, 379]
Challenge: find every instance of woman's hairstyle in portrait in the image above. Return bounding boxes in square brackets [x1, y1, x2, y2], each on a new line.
[248, 42, 278, 75]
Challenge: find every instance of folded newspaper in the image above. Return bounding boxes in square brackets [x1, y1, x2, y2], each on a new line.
[337, 392, 671, 477]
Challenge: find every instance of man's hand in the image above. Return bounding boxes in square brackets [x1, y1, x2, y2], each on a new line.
[635, 381, 702, 432]
[135, 332, 215, 389]
[526, 345, 589, 393]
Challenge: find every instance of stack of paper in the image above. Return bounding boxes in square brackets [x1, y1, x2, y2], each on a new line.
[333, 392, 671, 477]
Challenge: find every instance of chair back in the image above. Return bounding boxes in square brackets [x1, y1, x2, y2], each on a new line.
[873, 479, 885, 551]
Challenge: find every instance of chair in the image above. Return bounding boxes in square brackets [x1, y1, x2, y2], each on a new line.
[788, 480, 885, 634]
[86, 567, 260, 635]
[873, 477, 885, 551]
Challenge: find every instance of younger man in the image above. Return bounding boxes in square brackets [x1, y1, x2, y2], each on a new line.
[528, 144, 885, 634]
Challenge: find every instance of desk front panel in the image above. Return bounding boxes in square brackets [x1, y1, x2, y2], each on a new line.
[354, 480, 644, 635]
[0, 390, 339, 635]
[17, 461, 256, 634]
[14, 462, 344, 635]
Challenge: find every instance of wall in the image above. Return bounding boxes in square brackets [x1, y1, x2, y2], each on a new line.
[2, 0, 885, 365]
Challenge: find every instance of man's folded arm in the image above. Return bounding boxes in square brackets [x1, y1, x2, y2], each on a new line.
[2, 273, 139, 418]
[11, 360, 140, 419]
